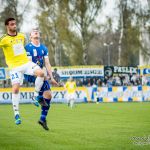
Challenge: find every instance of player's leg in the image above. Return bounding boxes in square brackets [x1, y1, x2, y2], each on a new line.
[24, 74, 41, 107]
[66, 94, 70, 106]
[25, 62, 44, 105]
[70, 99, 74, 108]
[12, 84, 21, 125]
[10, 70, 22, 125]
[38, 81, 51, 130]
[70, 93, 75, 108]
[34, 68, 44, 97]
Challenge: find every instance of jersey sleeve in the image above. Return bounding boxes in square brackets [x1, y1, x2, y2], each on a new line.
[0, 35, 7, 48]
[25, 44, 32, 57]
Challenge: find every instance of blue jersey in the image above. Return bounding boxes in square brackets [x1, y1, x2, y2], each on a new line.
[25, 42, 48, 68]
[24, 42, 50, 93]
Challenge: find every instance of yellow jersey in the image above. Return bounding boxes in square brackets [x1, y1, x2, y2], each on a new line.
[65, 81, 76, 94]
[0, 33, 29, 69]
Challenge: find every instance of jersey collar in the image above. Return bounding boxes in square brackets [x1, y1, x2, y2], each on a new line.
[7, 32, 17, 36]
[31, 42, 40, 47]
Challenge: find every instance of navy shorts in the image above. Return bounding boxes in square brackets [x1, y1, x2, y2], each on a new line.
[24, 74, 50, 96]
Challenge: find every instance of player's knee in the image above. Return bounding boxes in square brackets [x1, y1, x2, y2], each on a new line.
[12, 88, 19, 94]
[46, 94, 52, 100]
[12, 84, 20, 94]
[48, 94, 52, 100]
[39, 70, 44, 77]
[36, 69, 44, 77]
[43, 91, 52, 99]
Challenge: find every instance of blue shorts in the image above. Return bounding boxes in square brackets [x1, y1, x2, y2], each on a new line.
[24, 75, 50, 96]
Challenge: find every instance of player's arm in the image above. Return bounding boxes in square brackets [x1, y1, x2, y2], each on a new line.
[64, 82, 68, 91]
[74, 82, 77, 89]
[44, 57, 59, 86]
[0, 42, 9, 48]
[44, 57, 53, 78]
[43, 46, 59, 86]
[73, 82, 77, 93]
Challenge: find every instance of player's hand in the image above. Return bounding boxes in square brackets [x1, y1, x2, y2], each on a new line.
[51, 78, 59, 86]
[58, 82, 64, 87]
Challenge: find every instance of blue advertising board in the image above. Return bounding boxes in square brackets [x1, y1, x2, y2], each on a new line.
[0, 68, 6, 80]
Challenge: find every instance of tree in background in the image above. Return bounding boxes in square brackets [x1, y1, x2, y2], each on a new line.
[0, 0, 31, 31]
[138, 0, 150, 64]
[37, 0, 102, 66]
[116, 0, 150, 66]
[37, 0, 75, 66]
[68, 0, 102, 65]
[0, 0, 150, 66]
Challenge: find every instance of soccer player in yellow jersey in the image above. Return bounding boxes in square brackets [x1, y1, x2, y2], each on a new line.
[0, 18, 45, 125]
[64, 77, 77, 108]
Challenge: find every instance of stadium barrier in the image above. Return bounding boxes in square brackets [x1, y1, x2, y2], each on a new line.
[0, 87, 88, 104]
[0, 86, 150, 104]
[94, 86, 150, 102]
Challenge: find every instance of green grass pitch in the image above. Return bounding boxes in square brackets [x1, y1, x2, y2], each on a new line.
[0, 102, 150, 150]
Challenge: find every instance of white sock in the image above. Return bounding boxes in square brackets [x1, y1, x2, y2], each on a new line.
[35, 77, 44, 96]
[12, 93, 20, 116]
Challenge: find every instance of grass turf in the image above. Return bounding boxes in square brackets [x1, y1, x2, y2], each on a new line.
[0, 102, 150, 150]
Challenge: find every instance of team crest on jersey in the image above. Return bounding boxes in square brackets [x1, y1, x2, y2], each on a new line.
[33, 49, 37, 56]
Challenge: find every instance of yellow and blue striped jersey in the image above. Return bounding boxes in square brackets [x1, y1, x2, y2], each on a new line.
[0, 33, 29, 69]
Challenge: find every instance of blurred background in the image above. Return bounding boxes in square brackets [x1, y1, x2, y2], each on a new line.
[0, 0, 150, 67]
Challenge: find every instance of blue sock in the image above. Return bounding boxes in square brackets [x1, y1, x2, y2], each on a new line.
[40, 98, 51, 122]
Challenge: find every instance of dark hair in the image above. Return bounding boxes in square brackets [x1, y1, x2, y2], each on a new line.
[5, 18, 16, 25]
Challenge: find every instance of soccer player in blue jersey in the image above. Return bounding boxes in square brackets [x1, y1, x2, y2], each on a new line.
[24, 29, 58, 130]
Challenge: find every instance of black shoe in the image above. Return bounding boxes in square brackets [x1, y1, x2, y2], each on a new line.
[38, 120, 49, 130]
